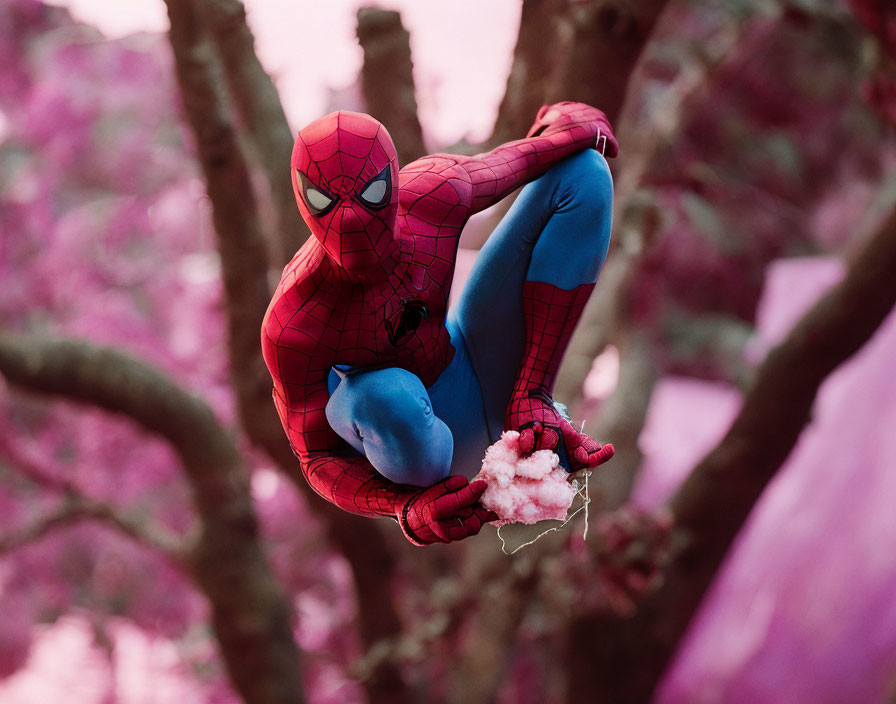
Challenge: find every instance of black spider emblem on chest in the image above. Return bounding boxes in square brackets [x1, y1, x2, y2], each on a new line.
[385, 297, 429, 346]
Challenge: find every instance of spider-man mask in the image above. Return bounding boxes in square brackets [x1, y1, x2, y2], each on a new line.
[291, 111, 399, 273]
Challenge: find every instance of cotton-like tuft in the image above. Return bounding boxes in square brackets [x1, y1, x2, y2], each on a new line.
[474, 431, 578, 525]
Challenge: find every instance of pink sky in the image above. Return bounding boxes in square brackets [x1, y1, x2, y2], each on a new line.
[50, 0, 521, 147]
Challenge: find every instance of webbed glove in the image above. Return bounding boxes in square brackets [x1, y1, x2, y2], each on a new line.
[399, 475, 498, 546]
[527, 101, 619, 157]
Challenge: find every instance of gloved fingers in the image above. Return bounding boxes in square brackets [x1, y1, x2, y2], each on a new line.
[604, 135, 619, 158]
[404, 498, 499, 545]
[527, 102, 582, 138]
[429, 479, 487, 520]
[445, 506, 495, 542]
[535, 424, 560, 452]
[456, 506, 474, 520]
[520, 421, 561, 454]
[415, 474, 469, 507]
[596, 130, 619, 158]
[560, 419, 615, 470]
[527, 103, 618, 157]
[407, 522, 447, 545]
[421, 512, 468, 543]
[518, 423, 538, 455]
[477, 506, 500, 524]
[590, 443, 615, 467]
[526, 105, 554, 138]
[534, 104, 552, 121]
[432, 474, 468, 495]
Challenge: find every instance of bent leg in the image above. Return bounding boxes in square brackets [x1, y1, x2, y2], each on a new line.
[326, 367, 453, 487]
[452, 149, 613, 441]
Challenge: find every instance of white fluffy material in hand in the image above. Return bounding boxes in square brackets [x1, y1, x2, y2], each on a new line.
[475, 431, 577, 525]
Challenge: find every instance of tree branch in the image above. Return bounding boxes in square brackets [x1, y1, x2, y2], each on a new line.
[0, 433, 189, 559]
[586, 327, 660, 510]
[0, 331, 306, 704]
[163, 5, 411, 699]
[0, 432, 75, 495]
[356, 8, 426, 165]
[164, 0, 276, 459]
[194, 0, 309, 266]
[555, 23, 739, 412]
[488, 0, 573, 148]
[553, 0, 671, 124]
[566, 196, 896, 703]
[0, 495, 187, 560]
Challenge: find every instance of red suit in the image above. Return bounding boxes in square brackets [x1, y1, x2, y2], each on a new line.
[262, 102, 617, 545]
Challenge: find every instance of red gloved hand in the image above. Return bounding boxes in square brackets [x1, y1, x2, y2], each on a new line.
[507, 392, 615, 472]
[399, 475, 499, 546]
[526, 101, 619, 158]
[558, 418, 615, 471]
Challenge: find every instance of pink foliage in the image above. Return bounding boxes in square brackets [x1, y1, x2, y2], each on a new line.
[475, 431, 577, 525]
[626, 6, 890, 384]
[640, 257, 896, 704]
[2, 1, 895, 702]
[0, 616, 218, 704]
[0, 0, 214, 657]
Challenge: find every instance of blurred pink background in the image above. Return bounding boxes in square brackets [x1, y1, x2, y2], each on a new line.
[51, 0, 519, 145]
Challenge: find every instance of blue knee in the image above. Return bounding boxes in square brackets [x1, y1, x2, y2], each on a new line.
[325, 368, 453, 487]
[547, 149, 614, 213]
[525, 149, 613, 288]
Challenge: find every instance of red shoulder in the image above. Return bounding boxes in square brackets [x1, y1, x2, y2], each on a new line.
[261, 242, 336, 389]
[398, 156, 472, 233]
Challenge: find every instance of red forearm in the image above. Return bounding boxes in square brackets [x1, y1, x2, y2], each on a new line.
[453, 101, 616, 214]
[463, 129, 597, 212]
[302, 451, 417, 518]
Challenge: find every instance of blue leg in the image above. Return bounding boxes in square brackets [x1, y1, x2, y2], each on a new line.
[325, 367, 454, 487]
[450, 149, 613, 441]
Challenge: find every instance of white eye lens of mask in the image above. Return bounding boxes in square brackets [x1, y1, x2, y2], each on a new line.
[360, 179, 387, 204]
[305, 187, 332, 211]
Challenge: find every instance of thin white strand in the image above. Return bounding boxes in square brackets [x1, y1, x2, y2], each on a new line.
[497, 469, 592, 555]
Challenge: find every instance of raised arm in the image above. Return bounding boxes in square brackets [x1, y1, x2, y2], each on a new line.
[453, 102, 618, 214]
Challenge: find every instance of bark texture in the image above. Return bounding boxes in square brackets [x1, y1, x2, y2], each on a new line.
[555, 20, 736, 413]
[0, 332, 305, 704]
[566, 200, 896, 703]
[489, 0, 574, 147]
[356, 8, 426, 166]
[164, 0, 277, 458]
[195, 0, 309, 266]
[554, 0, 671, 124]
[163, 2, 410, 700]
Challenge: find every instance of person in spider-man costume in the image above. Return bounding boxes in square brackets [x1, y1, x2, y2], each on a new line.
[262, 101, 618, 546]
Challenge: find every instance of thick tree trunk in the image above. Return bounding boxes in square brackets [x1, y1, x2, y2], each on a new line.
[554, 18, 735, 414]
[488, 0, 573, 147]
[162, 3, 412, 700]
[356, 8, 426, 166]
[554, 0, 671, 124]
[442, 4, 676, 699]
[164, 0, 276, 457]
[194, 0, 309, 266]
[566, 199, 896, 703]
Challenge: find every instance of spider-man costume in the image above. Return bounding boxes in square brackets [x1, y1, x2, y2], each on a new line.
[262, 102, 617, 545]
